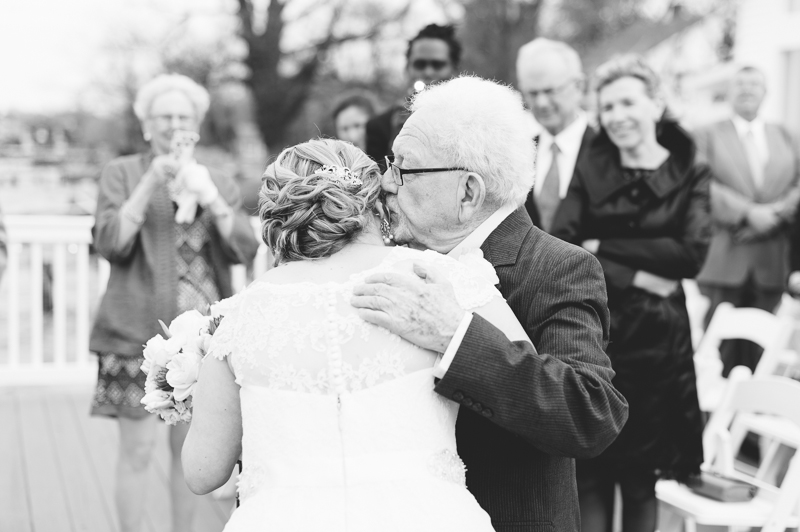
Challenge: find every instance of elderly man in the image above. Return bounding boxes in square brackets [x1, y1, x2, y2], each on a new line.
[352, 76, 628, 531]
[695, 65, 800, 375]
[516, 38, 595, 233]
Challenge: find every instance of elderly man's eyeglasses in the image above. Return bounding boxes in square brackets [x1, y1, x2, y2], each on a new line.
[385, 156, 468, 186]
[526, 79, 577, 99]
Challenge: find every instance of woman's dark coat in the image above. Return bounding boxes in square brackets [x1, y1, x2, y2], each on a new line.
[552, 120, 711, 479]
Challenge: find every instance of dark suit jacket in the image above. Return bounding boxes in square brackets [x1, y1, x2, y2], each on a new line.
[366, 105, 409, 168]
[694, 119, 800, 289]
[435, 208, 628, 531]
[525, 126, 596, 234]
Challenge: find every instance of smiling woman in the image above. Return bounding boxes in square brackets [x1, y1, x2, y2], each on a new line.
[551, 55, 712, 532]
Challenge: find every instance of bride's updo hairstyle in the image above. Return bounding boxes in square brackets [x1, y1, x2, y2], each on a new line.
[259, 138, 382, 265]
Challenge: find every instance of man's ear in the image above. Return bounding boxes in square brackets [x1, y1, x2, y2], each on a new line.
[458, 172, 487, 223]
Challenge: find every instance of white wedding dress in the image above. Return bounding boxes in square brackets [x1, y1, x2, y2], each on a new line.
[209, 246, 511, 531]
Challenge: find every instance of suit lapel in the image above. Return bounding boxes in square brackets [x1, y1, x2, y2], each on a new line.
[718, 120, 758, 196]
[760, 124, 793, 199]
[481, 208, 533, 267]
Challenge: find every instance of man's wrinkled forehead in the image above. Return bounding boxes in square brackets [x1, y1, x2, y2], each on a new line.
[393, 110, 437, 164]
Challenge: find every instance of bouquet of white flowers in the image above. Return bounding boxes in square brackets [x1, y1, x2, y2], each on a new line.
[140, 296, 237, 425]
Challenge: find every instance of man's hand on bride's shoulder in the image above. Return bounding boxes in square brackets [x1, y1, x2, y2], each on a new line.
[351, 262, 465, 353]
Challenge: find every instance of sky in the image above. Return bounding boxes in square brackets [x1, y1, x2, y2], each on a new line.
[0, 0, 452, 115]
[0, 0, 243, 114]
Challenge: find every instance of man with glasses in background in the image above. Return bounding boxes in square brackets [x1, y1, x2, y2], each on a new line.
[516, 38, 596, 234]
[366, 24, 461, 169]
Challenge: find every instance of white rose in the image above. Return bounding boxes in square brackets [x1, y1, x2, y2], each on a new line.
[166, 350, 203, 402]
[169, 310, 210, 341]
[142, 335, 175, 374]
[141, 389, 173, 412]
[210, 294, 240, 319]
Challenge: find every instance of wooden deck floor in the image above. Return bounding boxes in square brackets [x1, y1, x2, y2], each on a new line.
[0, 386, 235, 532]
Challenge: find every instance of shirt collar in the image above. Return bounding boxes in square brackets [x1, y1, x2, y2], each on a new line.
[448, 203, 517, 257]
[538, 112, 588, 156]
[731, 113, 765, 138]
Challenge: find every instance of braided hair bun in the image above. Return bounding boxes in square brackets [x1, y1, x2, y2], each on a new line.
[259, 138, 382, 265]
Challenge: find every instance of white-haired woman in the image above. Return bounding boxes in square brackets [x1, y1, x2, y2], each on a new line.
[553, 55, 710, 532]
[182, 138, 531, 531]
[89, 73, 259, 532]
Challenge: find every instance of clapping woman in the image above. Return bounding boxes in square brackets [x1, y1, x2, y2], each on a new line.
[552, 55, 711, 532]
[89, 74, 259, 532]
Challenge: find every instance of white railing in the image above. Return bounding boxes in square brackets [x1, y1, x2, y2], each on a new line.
[0, 215, 269, 386]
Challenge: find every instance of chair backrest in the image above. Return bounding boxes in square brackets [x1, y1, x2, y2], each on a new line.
[694, 303, 795, 411]
[703, 366, 800, 532]
[696, 303, 793, 358]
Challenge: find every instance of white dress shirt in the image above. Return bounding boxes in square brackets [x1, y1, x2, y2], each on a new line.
[432, 203, 517, 378]
[534, 113, 588, 199]
[731, 114, 769, 187]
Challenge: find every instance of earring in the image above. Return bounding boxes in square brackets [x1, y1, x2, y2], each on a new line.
[380, 217, 394, 245]
[143, 131, 152, 141]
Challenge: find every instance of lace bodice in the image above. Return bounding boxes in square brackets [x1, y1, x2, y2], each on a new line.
[208, 246, 500, 394]
[208, 247, 501, 531]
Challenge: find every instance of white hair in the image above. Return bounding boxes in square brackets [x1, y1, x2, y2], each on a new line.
[516, 38, 583, 81]
[409, 75, 535, 207]
[133, 74, 211, 123]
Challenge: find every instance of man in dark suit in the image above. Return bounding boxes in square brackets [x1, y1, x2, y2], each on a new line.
[516, 38, 595, 233]
[695, 65, 800, 375]
[365, 24, 461, 169]
[352, 76, 628, 531]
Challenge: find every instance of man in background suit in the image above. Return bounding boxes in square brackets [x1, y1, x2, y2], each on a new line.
[365, 24, 461, 170]
[516, 38, 595, 233]
[353, 76, 627, 531]
[696, 65, 800, 375]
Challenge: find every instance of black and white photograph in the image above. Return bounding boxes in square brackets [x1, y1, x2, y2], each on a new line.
[2, 0, 800, 531]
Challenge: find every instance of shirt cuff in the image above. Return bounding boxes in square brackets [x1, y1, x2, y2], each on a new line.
[433, 312, 473, 379]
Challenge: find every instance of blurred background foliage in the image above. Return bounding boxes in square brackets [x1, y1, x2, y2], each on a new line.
[2, 0, 736, 210]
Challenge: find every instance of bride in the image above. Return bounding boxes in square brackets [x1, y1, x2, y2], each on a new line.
[182, 138, 531, 531]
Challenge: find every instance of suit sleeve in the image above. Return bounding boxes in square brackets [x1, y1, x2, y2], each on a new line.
[768, 127, 800, 223]
[434, 248, 628, 459]
[596, 164, 712, 279]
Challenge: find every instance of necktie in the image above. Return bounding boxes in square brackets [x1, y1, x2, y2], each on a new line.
[537, 142, 561, 232]
[742, 128, 765, 189]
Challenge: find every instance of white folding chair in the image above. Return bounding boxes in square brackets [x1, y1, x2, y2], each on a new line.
[694, 302, 794, 412]
[657, 366, 800, 532]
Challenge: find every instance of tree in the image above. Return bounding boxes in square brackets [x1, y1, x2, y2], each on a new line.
[236, 0, 409, 153]
[456, 0, 651, 85]
[458, 0, 544, 84]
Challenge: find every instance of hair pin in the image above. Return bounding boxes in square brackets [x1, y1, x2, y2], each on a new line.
[313, 165, 363, 190]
